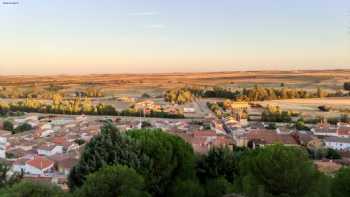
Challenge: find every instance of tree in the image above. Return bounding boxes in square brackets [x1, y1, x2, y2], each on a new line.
[141, 93, 151, 98]
[127, 129, 196, 197]
[69, 124, 196, 197]
[331, 167, 350, 197]
[326, 148, 341, 160]
[239, 145, 321, 197]
[0, 161, 22, 189]
[295, 119, 310, 131]
[74, 165, 150, 197]
[13, 122, 32, 134]
[205, 177, 234, 197]
[340, 114, 350, 123]
[196, 147, 238, 184]
[318, 105, 331, 112]
[169, 180, 204, 197]
[2, 120, 13, 132]
[344, 82, 350, 91]
[0, 181, 65, 197]
[141, 121, 152, 128]
[68, 123, 141, 189]
[317, 87, 327, 98]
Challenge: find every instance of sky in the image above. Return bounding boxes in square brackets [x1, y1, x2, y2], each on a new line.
[0, 0, 349, 75]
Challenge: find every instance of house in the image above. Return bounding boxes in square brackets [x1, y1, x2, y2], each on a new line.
[49, 154, 79, 176]
[311, 123, 337, 137]
[37, 145, 64, 156]
[336, 123, 350, 137]
[25, 156, 54, 175]
[184, 107, 195, 113]
[189, 130, 233, 153]
[0, 130, 11, 158]
[12, 157, 30, 173]
[192, 130, 217, 139]
[134, 100, 161, 111]
[34, 123, 55, 138]
[230, 102, 249, 111]
[237, 129, 299, 148]
[290, 131, 315, 147]
[211, 120, 226, 135]
[56, 157, 79, 176]
[324, 136, 350, 151]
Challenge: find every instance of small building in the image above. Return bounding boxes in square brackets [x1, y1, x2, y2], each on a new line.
[237, 129, 299, 148]
[230, 102, 249, 111]
[37, 145, 64, 156]
[25, 156, 54, 175]
[12, 157, 30, 173]
[324, 136, 350, 151]
[184, 107, 195, 113]
[311, 123, 337, 137]
[336, 123, 350, 137]
[0, 130, 11, 159]
[56, 157, 79, 176]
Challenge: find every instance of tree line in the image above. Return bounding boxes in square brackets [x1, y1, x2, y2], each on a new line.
[0, 96, 184, 119]
[0, 85, 104, 99]
[185, 86, 349, 101]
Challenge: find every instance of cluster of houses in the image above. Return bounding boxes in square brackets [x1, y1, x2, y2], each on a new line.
[0, 113, 235, 189]
[225, 117, 350, 152]
[0, 115, 102, 190]
[311, 122, 350, 150]
[208, 101, 350, 153]
[0, 99, 349, 190]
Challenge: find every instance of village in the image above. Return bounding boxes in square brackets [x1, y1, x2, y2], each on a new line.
[0, 97, 350, 190]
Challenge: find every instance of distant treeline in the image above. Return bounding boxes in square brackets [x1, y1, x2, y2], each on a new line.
[164, 89, 193, 104]
[0, 85, 104, 99]
[187, 86, 349, 101]
[0, 96, 184, 119]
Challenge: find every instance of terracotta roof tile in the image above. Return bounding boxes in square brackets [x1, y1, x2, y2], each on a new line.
[26, 156, 54, 170]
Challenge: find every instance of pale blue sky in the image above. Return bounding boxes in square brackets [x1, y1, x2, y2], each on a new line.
[0, 0, 349, 74]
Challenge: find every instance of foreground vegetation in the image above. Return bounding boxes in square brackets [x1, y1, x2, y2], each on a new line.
[1, 123, 349, 196]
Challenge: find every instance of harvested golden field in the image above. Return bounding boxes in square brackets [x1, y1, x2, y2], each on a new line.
[0, 69, 349, 96]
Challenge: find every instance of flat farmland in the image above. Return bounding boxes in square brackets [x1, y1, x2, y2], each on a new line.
[256, 97, 350, 118]
[1, 69, 349, 95]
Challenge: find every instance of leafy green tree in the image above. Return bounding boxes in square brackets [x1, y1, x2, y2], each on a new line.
[239, 145, 321, 197]
[205, 177, 234, 197]
[0, 161, 22, 189]
[325, 148, 341, 160]
[69, 124, 196, 197]
[127, 129, 196, 197]
[295, 119, 310, 131]
[331, 167, 350, 197]
[0, 181, 65, 197]
[196, 147, 238, 183]
[344, 82, 350, 91]
[68, 123, 140, 189]
[74, 165, 150, 197]
[2, 120, 13, 132]
[141, 93, 151, 98]
[169, 180, 204, 197]
[13, 122, 32, 134]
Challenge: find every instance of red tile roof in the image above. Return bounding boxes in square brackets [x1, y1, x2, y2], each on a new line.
[26, 156, 54, 170]
[193, 130, 216, 137]
[337, 126, 350, 136]
[246, 129, 298, 145]
[51, 136, 66, 145]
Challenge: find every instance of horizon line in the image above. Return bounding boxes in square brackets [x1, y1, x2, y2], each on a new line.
[1, 68, 349, 77]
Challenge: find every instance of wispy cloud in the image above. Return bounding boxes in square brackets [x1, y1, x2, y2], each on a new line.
[128, 11, 158, 16]
[144, 24, 166, 29]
